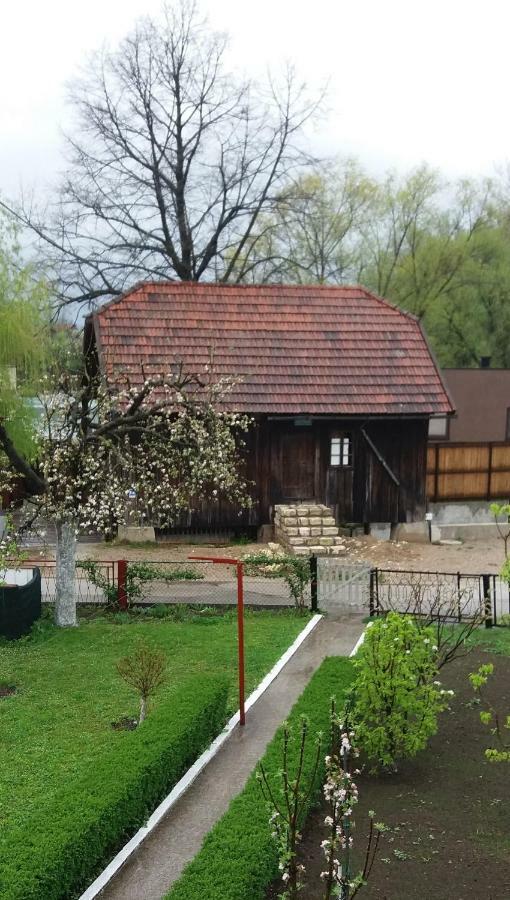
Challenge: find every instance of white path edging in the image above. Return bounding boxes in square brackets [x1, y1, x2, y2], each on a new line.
[349, 625, 367, 657]
[78, 613, 323, 900]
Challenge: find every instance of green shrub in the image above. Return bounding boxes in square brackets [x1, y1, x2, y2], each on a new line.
[0, 674, 229, 900]
[166, 656, 354, 900]
[242, 549, 310, 612]
[353, 614, 451, 770]
[78, 560, 204, 607]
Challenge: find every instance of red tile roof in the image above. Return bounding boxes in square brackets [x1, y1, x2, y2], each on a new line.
[88, 282, 453, 416]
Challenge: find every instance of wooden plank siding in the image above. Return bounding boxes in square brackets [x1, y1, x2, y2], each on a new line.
[161, 416, 429, 532]
[426, 442, 510, 501]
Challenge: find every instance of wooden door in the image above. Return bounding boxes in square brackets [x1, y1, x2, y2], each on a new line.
[280, 431, 316, 500]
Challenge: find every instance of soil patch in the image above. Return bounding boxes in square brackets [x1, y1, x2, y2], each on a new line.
[267, 648, 510, 900]
[0, 683, 16, 698]
[111, 716, 138, 731]
[27, 532, 505, 576]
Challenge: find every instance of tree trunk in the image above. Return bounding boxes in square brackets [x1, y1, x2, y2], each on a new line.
[55, 521, 77, 626]
[139, 695, 147, 724]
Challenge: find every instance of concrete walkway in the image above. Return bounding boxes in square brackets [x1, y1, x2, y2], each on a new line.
[98, 613, 364, 900]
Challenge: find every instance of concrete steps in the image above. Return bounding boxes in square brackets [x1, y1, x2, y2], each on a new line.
[274, 503, 346, 556]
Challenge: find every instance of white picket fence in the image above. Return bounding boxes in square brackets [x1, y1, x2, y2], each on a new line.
[317, 559, 371, 612]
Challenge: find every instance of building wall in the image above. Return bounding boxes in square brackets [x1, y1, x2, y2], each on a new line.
[161, 415, 429, 532]
[430, 369, 510, 442]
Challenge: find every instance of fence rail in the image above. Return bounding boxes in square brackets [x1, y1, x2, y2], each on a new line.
[370, 567, 510, 626]
[20, 558, 294, 609]
[14, 556, 510, 624]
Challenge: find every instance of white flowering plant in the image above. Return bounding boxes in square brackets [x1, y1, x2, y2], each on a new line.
[0, 513, 28, 585]
[321, 704, 385, 899]
[0, 362, 251, 625]
[258, 703, 385, 900]
[257, 717, 323, 899]
[353, 613, 453, 771]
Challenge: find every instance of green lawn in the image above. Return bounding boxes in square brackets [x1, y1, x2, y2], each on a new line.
[464, 622, 510, 655]
[0, 607, 307, 895]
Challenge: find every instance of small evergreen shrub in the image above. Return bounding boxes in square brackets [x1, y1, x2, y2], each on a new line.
[0, 674, 228, 900]
[116, 638, 167, 723]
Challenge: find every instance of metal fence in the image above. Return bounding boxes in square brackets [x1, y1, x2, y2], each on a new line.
[22, 555, 510, 623]
[311, 559, 510, 626]
[370, 568, 510, 626]
[113, 560, 293, 608]
[21, 559, 116, 605]
[29, 558, 294, 608]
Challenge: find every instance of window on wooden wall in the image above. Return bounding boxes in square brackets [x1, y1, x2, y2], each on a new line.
[428, 416, 449, 439]
[330, 435, 352, 467]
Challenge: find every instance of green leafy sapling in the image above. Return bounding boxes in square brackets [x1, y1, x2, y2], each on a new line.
[116, 639, 167, 724]
[353, 613, 452, 771]
[490, 502, 510, 582]
[78, 559, 203, 607]
[469, 663, 510, 763]
[243, 545, 311, 612]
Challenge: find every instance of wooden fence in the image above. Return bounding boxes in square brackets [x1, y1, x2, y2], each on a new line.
[427, 442, 510, 502]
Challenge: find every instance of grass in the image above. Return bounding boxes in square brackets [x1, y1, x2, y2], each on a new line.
[463, 622, 510, 655]
[167, 656, 355, 900]
[0, 608, 308, 878]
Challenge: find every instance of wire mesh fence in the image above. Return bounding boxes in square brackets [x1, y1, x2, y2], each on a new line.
[28, 558, 296, 608]
[21, 559, 116, 605]
[117, 560, 294, 607]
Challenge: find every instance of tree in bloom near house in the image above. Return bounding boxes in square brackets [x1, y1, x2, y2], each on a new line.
[0, 363, 250, 626]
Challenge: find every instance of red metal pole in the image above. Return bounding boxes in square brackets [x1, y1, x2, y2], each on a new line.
[117, 559, 128, 610]
[191, 555, 246, 725]
[237, 560, 246, 726]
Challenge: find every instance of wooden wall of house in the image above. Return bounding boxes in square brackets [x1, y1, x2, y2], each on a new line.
[158, 415, 429, 533]
[262, 417, 428, 525]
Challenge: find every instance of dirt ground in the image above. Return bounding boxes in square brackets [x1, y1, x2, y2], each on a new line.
[64, 534, 507, 576]
[267, 648, 510, 900]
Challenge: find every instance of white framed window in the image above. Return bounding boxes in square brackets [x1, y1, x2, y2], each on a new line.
[330, 435, 352, 467]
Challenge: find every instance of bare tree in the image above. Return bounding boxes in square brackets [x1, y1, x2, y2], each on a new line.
[9, 1, 318, 309]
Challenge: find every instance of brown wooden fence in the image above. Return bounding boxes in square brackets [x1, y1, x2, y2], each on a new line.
[427, 442, 510, 501]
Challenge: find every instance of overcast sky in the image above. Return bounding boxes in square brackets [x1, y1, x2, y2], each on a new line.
[2, 0, 510, 200]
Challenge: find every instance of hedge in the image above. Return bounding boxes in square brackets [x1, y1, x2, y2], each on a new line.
[166, 656, 355, 900]
[0, 674, 229, 900]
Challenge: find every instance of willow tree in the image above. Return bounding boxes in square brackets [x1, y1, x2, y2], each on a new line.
[0, 211, 50, 460]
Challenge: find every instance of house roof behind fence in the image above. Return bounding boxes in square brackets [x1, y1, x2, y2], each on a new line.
[87, 282, 453, 416]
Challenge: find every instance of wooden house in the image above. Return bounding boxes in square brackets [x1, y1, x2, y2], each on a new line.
[84, 283, 453, 534]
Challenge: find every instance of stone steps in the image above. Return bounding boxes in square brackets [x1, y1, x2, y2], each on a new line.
[274, 503, 346, 557]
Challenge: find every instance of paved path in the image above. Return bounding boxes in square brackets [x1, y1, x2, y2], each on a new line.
[98, 613, 364, 900]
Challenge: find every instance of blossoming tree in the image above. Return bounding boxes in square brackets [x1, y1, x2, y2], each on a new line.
[0, 364, 250, 626]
